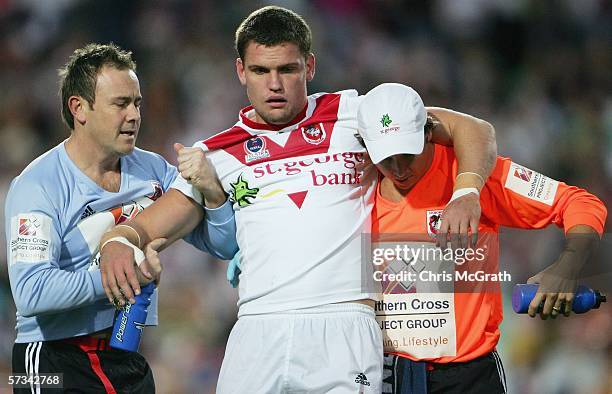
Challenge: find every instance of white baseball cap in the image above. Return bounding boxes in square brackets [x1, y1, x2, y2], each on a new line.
[357, 83, 427, 164]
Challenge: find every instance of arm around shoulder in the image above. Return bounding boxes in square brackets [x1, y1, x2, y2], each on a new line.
[427, 107, 497, 190]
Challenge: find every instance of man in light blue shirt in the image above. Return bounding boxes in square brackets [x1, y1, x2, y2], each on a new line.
[5, 43, 237, 393]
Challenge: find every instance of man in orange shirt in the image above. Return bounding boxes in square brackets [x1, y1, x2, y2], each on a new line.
[358, 83, 607, 394]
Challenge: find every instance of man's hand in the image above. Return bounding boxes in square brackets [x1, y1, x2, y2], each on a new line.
[436, 193, 481, 250]
[526, 229, 599, 319]
[527, 265, 577, 319]
[100, 238, 165, 307]
[174, 143, 226, 208]
[141, 238, 166, 287]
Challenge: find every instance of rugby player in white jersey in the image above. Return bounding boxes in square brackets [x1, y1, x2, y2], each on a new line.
[99, 6, 497, 393]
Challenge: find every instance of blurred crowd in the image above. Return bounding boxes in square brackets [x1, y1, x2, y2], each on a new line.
[0, 1, 610, 393]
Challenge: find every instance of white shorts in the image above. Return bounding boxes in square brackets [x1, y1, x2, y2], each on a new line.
[217, 303, 383, 394]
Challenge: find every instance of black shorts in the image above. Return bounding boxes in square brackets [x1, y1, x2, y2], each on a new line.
[383, 351, 507, 394]
[12, 335, 154, 393]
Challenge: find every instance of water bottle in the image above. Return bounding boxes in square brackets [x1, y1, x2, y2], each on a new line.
[512, 284, 606, 314]
[110, 283, 155, 351]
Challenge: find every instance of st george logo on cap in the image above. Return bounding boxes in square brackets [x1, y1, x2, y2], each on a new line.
[357, 83, 427, 164]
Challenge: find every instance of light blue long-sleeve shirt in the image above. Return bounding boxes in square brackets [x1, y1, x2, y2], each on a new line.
[5, 142, 237, 343]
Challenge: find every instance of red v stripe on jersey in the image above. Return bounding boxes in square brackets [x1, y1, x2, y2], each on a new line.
[202, 126, 253, 151]
[202, 94, 342, 166]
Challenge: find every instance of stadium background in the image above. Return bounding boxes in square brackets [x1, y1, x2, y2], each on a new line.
[0, 1, 610, 393]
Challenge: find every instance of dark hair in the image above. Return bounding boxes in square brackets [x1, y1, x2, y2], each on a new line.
[424, 113, 438, 134]
[58, 43, 136, 129]
[235, 6, 312, 61]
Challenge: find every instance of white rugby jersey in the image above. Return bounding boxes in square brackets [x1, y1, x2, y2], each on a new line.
[182, 90, 381, 315]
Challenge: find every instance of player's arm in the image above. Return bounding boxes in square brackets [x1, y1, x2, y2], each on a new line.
[183, 198, 238, 258]
[427, 107, 496, 186]
[142, 148, 236, 256]
[427, 107, 497, 248]
[6, 179, 107, 317]
[99, 145, 237, 306]
[527, 224, 601, 319]
[99, 189, 237, 306]
[169, 141, 238, 258]
[98, 189, 201, 305]
[481, 158, 607, 318]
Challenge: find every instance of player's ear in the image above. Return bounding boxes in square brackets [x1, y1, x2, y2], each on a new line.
[306, 53, 315, 82]
[69, 96, 87, 126]
[236, 57, 247, 86]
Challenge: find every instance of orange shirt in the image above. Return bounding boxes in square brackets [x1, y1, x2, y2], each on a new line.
[372, 144, 606, 363]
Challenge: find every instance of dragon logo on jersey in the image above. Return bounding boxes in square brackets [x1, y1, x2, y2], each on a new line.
[230, 174, 259, 208]
[380, 114, 392, 127]
[301, 123, 326, 145]
[427, 210, 443, 238]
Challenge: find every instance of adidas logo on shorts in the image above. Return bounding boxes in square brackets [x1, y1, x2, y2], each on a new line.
[355, 372, 371, 386]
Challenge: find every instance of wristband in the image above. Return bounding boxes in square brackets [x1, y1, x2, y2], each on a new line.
[100, 236, 146, 266]
[456, 171, 485, 186]
[449, 187, 479, 203]
[114, 224, 142, 249]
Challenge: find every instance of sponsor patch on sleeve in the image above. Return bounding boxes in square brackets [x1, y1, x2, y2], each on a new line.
[10, 213, 52, 264]
[504, 162, 559, 205]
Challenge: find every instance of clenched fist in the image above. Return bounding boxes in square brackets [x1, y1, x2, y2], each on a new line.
[174, 143, 226, 208]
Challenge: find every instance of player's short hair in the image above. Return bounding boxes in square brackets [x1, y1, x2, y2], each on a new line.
[58, 43, 136, 129]
[235, 6, 312, 61]
[424, 113, 439, 134]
